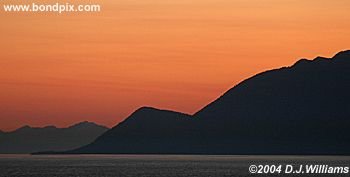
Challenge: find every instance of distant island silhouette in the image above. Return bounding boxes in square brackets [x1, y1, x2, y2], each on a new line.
[0, 121, 108, 154]
[36, 50, 350, 155]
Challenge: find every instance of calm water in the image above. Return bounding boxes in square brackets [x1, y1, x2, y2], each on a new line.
[0, 155, 349, 177]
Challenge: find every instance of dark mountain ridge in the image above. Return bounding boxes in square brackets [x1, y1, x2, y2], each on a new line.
[54, 50, 350, 155]
[69, 107, 200, 154]
[191, 50, 350, 154]
[0, 121, 108, 154]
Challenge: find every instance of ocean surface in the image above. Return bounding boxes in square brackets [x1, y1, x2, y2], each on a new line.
[0, 155, 349, 177]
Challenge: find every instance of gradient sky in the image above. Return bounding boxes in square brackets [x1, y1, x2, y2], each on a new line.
[1, 0, 350, 131]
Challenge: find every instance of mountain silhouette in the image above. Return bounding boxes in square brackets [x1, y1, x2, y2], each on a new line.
[193, 50, 350, 154]
[67, 107, 199, 154]
[0, 121, 108, 154]
[51, 50, 350, 155]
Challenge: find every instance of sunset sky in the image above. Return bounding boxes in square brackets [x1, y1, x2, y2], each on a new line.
[1, 0, 350, 131]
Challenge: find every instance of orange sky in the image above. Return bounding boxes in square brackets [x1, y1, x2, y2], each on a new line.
[1, 0, 350, 131]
